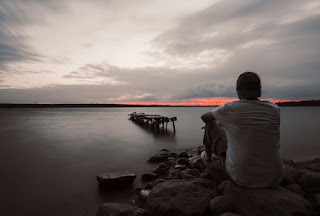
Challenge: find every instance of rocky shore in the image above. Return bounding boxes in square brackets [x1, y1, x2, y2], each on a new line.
[96, 146, 320, 216]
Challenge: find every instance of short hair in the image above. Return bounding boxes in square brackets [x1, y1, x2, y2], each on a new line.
[236, 72, 261, 99]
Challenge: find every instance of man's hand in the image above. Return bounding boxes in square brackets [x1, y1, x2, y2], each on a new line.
[201, 112, 216, 123]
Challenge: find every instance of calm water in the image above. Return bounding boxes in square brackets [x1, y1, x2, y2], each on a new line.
[0, 107, 319, 216]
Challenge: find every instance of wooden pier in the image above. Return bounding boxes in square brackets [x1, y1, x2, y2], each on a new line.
[128, 112, 177, 132]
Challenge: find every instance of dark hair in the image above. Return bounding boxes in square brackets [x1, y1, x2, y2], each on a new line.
[236, 72, 261, 99]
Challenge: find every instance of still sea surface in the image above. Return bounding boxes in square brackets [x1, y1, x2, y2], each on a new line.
[0, 106, 319, 216]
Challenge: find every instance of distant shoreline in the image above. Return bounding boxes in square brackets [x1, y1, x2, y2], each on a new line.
[0, 104, 217, 108]
[0, 100, 319, 108]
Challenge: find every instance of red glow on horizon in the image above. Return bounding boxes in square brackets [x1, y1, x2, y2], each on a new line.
[118, 98, 302, 106]
[119, 97, 237, 106]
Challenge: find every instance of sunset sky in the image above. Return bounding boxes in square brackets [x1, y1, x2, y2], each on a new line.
[0, 0, 320, 104]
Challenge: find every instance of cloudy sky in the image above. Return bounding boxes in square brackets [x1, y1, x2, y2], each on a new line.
[0, 0, 319, 104]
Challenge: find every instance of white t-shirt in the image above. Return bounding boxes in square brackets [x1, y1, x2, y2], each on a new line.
[212, 99, 283, 187]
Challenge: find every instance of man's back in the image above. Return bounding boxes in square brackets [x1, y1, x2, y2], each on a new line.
[212, 99, 284, 187]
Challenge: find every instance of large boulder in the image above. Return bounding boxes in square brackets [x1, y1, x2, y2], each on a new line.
[190, 157, 206, 172]
[210, 195, 234, 216]
[283, 159, 295, 166]
[177, 157, 189, 166]
[175, 164, 187, 170]
[97, 171, 136, 187]
[294, 158, 320, 173]
[169, 152, 179, 158]
[220, 180, 312, 216]
[205, 160, 230, 184]
[96, 202, 146, 216]
[153, 163, 169, 177]
[147, 178, 218, 216]
[299, 171, 320, 196]
[139, 189, 151, 202]
[284, 184, 305, 198]
[148, 152, 168, 163]
[165, 158, 176, 168]
[160, 149, 170, 155]
[180, 172, 195, 180]
[179, 151, 189, 158]
[187, 168, 201, 178]
[141, 173, 158, 181]
[281, 164, 302, 186]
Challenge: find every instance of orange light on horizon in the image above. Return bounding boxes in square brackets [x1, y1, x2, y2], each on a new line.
[119, 97, 238, 106]
[118, 98, 302, 106]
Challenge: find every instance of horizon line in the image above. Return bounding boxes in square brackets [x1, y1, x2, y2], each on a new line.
[1, 99, 320, 107]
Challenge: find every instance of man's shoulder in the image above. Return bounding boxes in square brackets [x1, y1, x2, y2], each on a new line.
[259, 100, 280, 110]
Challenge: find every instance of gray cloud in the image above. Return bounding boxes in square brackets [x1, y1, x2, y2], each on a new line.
[0, 0, 69, 74]
[62, 61, 237, 98]
[0, 84, 161, 104]
[148, 0, 320, 100]
[0, 0, 319, 103]
[172, 82, 236, 100]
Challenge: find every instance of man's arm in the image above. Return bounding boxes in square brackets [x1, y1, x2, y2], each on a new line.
[201, 112, 216, 123]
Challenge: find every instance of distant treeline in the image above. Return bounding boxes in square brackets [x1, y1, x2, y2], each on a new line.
[0, 104, 163, 108]
[276, 100, 320, 106]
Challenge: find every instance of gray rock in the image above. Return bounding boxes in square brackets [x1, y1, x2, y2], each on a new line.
[217, 180, 233, 195]
[96, 202, 146, 216]
[177, 157, 189, 166]
[147, 178, 218, 216]
[134, 187, 142, 195]
[220, 180, 312, 216]
[164, 160, 176, 168]
[179, 151, 189, 158]
[281, 164, 302, 186]
[153, 163, 169, 177]
[210, 195, 234, 216]
[199, 172, 211, 180]
[145, 182, 159, 190]
[158, 162, 169, 169]
[168, 157, 175, 161]
[139, 189, 151, 202]
[299, 171, 320, 196]
[197, 145, 206, 155]
[160, 149, 170, 155]
[171, 169, 182, 179]
[190, 157, 206, 172]
[187, 168, 201, 177]
[148, 152, 168, 163]
[180, 172, 195, 179]
[285, 184, 305, 197]
[165, 173, 174, 180]
[96, 171, 136, 187]
[175, 164, 187, 170]
[283, 159, 295, 166]
[294, 158, 320, 173]
[205, 161, 230, 184]
[169, 152, 179, 158]
[155, 179, 165, 183]
[141, 173, 158, 181]
[170, 169, 182, 179]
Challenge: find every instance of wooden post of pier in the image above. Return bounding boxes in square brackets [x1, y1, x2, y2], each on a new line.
[171, 117, 177, 133]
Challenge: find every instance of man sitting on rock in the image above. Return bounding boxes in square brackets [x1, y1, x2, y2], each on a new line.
[201, 72, 284, 187]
